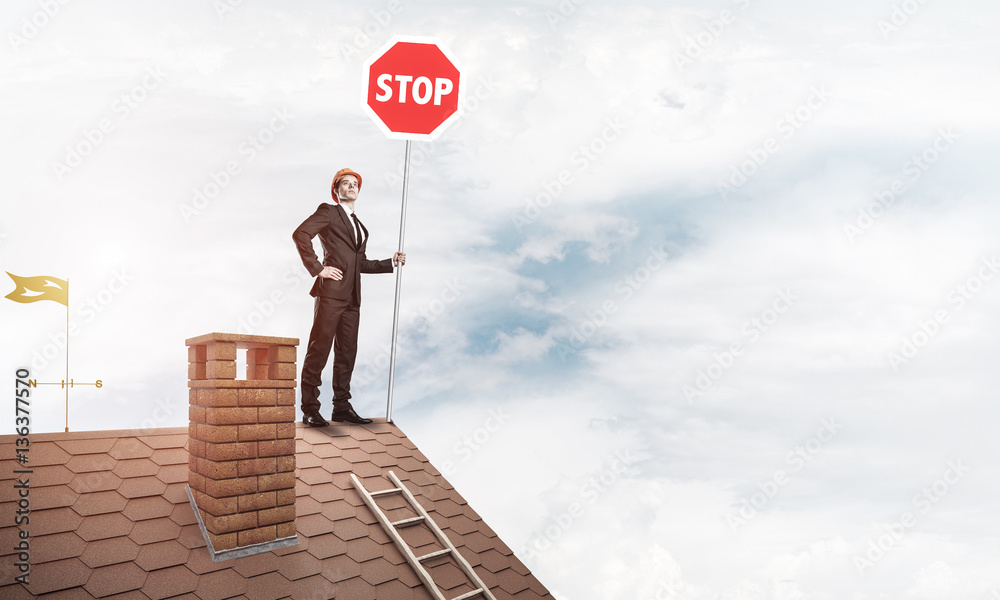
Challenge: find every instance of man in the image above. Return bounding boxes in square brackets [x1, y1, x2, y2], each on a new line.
[292, 167, 405, 426]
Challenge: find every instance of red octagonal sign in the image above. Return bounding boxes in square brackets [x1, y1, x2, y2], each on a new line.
[362, 35, 464, 141]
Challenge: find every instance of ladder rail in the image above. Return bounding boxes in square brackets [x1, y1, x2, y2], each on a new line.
[386, 471, 499, 600]
[350, 473, 448, 600]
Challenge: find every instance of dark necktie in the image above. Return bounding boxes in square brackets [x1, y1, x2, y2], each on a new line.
[351, 213, 363, 249]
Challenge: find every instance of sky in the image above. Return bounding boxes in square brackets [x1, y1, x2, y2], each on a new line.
[2, 0, 1000, 598]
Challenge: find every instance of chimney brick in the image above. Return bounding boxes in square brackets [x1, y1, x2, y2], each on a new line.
[186, 332, 300, 561]
[277, 389, 295, 406]
[258, 439, 295, 458]
[267, 363, 297, 380]
[238, 424, 277, 442]
[238, 491, 277, 512]
[239, 389, 277, 406]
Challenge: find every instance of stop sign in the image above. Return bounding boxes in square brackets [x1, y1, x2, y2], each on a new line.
[361, 35, 463, 141]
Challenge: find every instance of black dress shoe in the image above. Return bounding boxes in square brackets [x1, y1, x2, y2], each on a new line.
[331, 407, 373, 424]
[302, 412, 329, 427]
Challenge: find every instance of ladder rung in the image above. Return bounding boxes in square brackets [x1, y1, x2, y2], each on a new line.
[417, 548, 452, 562]
[391, 516, 426, 528]
[450, 589, 485, 600]
[370, 487, 402, 496]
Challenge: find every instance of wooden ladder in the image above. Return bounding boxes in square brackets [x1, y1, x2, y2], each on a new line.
[350, 471, 498, 600]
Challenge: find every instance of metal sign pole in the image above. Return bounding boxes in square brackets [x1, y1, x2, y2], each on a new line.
[386, 140, 411, 423]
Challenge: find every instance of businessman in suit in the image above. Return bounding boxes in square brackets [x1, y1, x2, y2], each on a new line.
[293, 167, 405, 426]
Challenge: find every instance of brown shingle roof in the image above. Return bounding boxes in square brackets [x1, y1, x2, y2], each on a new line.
[1, 421, 553, 600]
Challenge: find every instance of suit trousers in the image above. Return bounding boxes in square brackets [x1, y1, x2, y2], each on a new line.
[300, 295, 360, 415]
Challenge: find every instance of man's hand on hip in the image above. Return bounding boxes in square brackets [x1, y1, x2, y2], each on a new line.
[319, 266, 343, 280]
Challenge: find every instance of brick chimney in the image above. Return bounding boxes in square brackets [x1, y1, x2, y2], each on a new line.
[184, 332, 300, 561]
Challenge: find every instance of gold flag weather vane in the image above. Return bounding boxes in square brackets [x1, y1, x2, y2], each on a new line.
[6, 272, 103, 432]
[5, 273, 69, 305]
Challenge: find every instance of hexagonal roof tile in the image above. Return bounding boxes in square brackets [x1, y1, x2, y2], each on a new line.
[32, 465, 76, 488]
[194, 567, 248, 600]
[72, 490, 128, 516]
[344, 536, 383, 564]
[31, 506, 83, 537]
[142, 565, 200, 600]
[275, 551, 323, 581]
[231, 551, 281, 578]
[76, 512, 134, 541]
[154, 464, 188, 484]
[141, 433, 187, 450]
[109, 438, 154, 460]
[29, 442, 71, 466]
[319, 455, 353, 474]
[318, 556, 361, 585]
[30, 531, 87, 564]
[177, 523, 208, 550]
[304, 532, 348, 560]
[169, 502, 198, 527]
[112, 458, 160, 479]
[79, 536, 141, 568]
[444, 513, 480, 536]
[331, 517, 369, 542]
[495, 566, 532, 595]
[122, 495, 174, 521]
[55, 437, 117, 456]
[118, 475, 168, 499]
[359, 556, 398, 586]
[31, 484, 80, 511]
[67, 470, 122, 494]
[242, 570, 292, 600]
[295, 512, 333, 538]
[286, 573, 338, 599]
[149, 447, 188, 466]
[23, 557, 90, 595]
[298, 466, 333, 486]
[134, 539, 191, 571]
[128, 516, 182, 545]
[66, 453, 117, 474]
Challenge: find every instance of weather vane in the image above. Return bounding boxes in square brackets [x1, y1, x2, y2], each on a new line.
[6, 272, 104, 432]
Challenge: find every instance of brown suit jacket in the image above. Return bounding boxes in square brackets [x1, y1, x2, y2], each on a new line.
[292, 203, 393, 303]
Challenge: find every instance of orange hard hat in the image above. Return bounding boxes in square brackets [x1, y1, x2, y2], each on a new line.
[331, 168, 362, 201]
